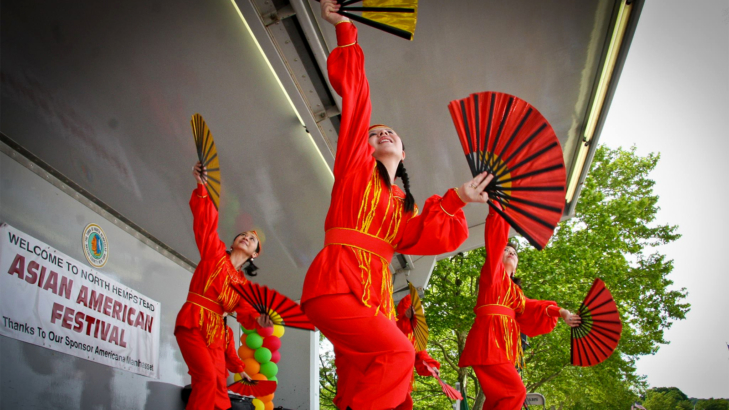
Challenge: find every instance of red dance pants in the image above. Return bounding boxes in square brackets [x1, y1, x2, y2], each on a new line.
[176, 327, 230, 410]
[472, 364, 526, 410]
[304, 294, 415, 410]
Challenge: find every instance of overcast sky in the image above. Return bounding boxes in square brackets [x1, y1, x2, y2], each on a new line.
[599, 0, 729, 399]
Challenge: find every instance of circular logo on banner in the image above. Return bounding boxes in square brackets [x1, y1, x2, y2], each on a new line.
[83, 223, 109, 268]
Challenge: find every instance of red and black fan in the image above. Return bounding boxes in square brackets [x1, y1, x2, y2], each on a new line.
[191, 113, 222, 210]
[423, 363, 462, 401]
[228, 379, 277, 397]
[571, 278, 622, 367]
[315, 0, 418, 40]
[448, 92, 566, 250]
[237, 282, 316, 331]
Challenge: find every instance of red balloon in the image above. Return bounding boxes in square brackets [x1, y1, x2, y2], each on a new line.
[262, 335, 281, 351]
[270, 350, 281, 364]
[256, 324, 274, 338]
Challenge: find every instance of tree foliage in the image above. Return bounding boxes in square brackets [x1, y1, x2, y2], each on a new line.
[642, 387, 729, 410]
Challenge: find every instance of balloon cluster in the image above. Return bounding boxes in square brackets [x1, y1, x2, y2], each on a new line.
[235, 321, 285, 410]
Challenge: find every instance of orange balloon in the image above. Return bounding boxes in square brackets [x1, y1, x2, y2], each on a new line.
[238, 344, 255, 360]
[240, 334, 247, 344]
[264, 401, 274, 410]
[243, 358, 260, 375]
[251, 373, 268, 381]
[258, 392, 274, 402]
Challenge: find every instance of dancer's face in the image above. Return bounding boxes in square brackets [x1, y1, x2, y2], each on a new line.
[503, 245, 518, 273]
[232, 231, 259, 258]
[368, 126, 405, 162]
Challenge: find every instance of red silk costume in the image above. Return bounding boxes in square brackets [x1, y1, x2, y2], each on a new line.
[300, 22, 469, 410]
[225, 325, 245, 374]
[458, 208, 562, 410]
[175, 184, 259, 410]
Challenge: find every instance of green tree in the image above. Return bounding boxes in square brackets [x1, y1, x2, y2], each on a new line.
[417, 146, 689, 409]
[695, 398, 729, 410]
[643, 387, 692, 410]
[319, 334, 338, 409]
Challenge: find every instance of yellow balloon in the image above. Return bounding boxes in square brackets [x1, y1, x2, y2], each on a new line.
[272, 324, 285, 338]
[233, 373, 242, 382]
[251, 398, 265, 410]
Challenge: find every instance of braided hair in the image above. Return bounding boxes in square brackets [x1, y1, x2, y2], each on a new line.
[374, 142, 416, 214]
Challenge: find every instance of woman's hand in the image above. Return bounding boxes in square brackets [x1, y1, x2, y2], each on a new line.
[192, 161, 207, 185]
[321, 0, 349, 26]
[459, 172, 494, 203]
[560, 308, 581, 328]
[256, 314, 274, 328]
[239, 371, 252, 382]
[405, 306, 414, 319]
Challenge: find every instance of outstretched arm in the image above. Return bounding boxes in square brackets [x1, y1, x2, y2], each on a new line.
[397, 173, 493, 255]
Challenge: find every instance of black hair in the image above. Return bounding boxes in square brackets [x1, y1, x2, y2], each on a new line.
[227, 233, 261, 277]
[374, 141, 415, 214]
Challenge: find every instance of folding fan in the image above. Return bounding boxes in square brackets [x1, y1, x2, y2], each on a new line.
[448, 92, 567, 250]
[228, 379, 277, 397]
[423, 362, 462, 401]
[408, 282, 429, 352]
[315, 0, 418, 40]
[236, 282, 316, 331]
[571, 278, 622, 367]
[191, 113, 222, 210]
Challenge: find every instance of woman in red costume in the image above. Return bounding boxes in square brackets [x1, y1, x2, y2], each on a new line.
[175, 162, 272, 410]
[301, 2, 493, 409]
[458, 204, 581, 410]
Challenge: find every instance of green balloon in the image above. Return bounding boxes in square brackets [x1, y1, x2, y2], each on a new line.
[242, 326, 256, 335]
[254, 347, 272, 364]
[245, 332, 263, 349]
[268, 376, 278, 383]
[259, 361, 278, 378]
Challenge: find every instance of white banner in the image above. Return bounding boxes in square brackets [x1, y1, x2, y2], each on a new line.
[0, 223, 160, 378]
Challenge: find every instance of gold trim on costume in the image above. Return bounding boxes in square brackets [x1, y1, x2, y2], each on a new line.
[454, 187, 466, 204]
[440, 202, 455, 217]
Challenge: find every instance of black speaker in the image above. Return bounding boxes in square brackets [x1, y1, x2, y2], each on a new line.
[181, 385, 254, 410]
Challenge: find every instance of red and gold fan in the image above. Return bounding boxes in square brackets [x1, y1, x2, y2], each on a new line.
[237, 282, 316, 331]
[423, 363, 463, 401]
[408, 282, 428, 352]
[448, 92, 566, 250]
[314, 0, 418, 40]
[191, 113, 222, 210]
[571, 278, 622, 366]
[227, 378, 277, 397]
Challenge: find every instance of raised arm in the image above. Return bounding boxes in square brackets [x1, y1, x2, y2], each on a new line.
[189, 162, 225, 260]
[324, 10, 374, 177]
[481, 202, 511, 287]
